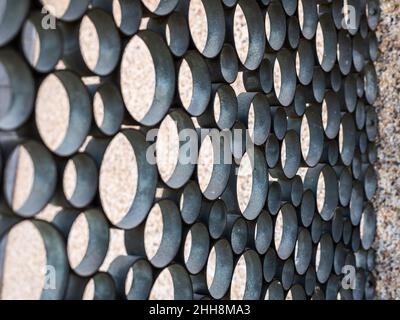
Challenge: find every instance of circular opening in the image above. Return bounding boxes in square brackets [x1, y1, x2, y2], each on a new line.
[337, 29, 352, 75]
[144, 201, 182, 268]
[121, 31, 175, 126]
[281, 130, 301, 179]
[164, 12, 190, 57]
[339, 114, 356, 166]
[296, 39, 314, 85]
[350, 181, 364, 225]
[79, 9, 121, 75]
[314, 166, 339, 221]
[63, 153, 98, 208]
[274, 204, 298, 260]
[220, 44, 239, 84]
[184, 223, 210, 274]
[0, 220, 68, 300]
[287, 16, 300, 49]
[344, 75, 358, 112]
[343, 219, 352, 245]
[231, 250, 262, 300]
[322, 91, 341, 139]
[368, 32, 378, 61]
[364, 62, 378, 105]
[180, 181, 202, 224]
[198, 136, 215, 196]
[93, 82, 124, 136]
[231, 254, 247, 300]
[304, 266, 317, 296]
[22, 12, 62, 72]
[1, 221, 46, 300]
[352, 34, 366, 72]
[364, 165, 377, 200]
[112, 0, 142, 36]
[206, 239, 234, 299]
[156, 111, 195, 189]
[36, 71, 91, 156]
[0, 50, 34, 130]
[356, 75, 365, 98]
[312, 67, 326, 103]
[231, 217, 248, 254]
[332, 208, 344, 243]
[263, 248, 277, 282]
[311, 214, 322, 244]
[237, 149, 268, 219]
[316, 14, 337, 72]
[300, 190, 315, 227]
[265, 134, 280, 168]
[67, 209, 109, 277]
[294, 228, 312, 275]
[150, 264, 192, 300]
[236, 151, 252, 213]
[208, 200, 227, 239]
[198, 133, 231, 200]
[292, 176, 304, 207]
[254, 211, 273, 254]
[316, 22, 324, 66]
[315, 234, 334, 283]
[178, 51, 211, 116]
[233, 0, 265, 70]
[100, 134, 136, 223]
[108, 256, 153, 300]
[298, 0, 318, 40]
[214, 85, 238, 129]
[275, 49, 297, 106]
[334, 242, 347, 275]
[360, 204, 376, 250]
[338, 167, 353, 206]
[300, 116, 311, 160]
[83, 273, 116, 300]
[238, 93, 270, 146]
[272, 107, 287, 140]
[265, 2, 286, 51]
[267, 182, 281, 215]
[99, 130, 157, 229]
[4, 141, 57, 217]
[273, 59, 282, 99]
[189, 0, 225, 58]
[281, 259, 295, 290]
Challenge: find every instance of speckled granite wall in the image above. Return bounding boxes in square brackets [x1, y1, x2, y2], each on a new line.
[373, 0, 400, 300]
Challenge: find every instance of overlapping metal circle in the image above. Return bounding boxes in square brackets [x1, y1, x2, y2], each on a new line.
[0, 0, 379, 300]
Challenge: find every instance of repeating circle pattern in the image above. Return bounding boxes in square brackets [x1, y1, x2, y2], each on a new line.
[0, 0, 379, 300]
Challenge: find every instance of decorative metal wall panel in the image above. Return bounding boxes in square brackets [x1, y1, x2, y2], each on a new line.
[0, 0, 379, 300]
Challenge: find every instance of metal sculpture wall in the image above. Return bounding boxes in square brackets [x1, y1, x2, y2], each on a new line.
[0, 0, 379, 300]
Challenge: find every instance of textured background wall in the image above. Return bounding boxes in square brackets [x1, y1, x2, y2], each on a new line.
[373, 0, 400, 300]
